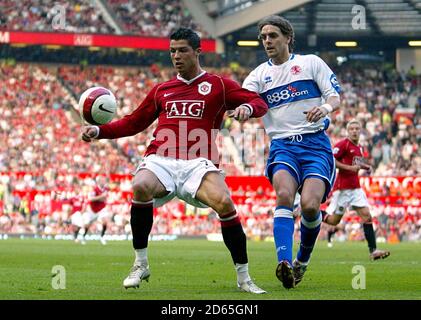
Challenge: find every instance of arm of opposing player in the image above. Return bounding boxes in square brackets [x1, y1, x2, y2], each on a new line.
[223, 77, 268, 118]
[97, 85, 160, 139]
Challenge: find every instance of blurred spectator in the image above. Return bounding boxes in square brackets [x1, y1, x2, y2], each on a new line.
[107, 0, 209, 38]
[0, 0, 115, 34]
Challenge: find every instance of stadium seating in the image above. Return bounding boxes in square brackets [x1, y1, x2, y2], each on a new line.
[0, 0, 208, 37]
[0, 0, 116, 34]
[106, 0, 209, 37]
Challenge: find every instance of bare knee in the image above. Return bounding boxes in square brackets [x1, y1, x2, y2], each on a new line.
[132, 180, 154, 202]
[361, 215, 372, 223]
[275, 188, 295, 207]
[301, 198, 321, 219]
[215, 192, 235, 216]
[357, 208, 372, 223]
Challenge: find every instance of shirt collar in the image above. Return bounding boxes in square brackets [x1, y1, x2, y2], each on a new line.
[268, 53, 295, 66]
[177, 70, 207, 84]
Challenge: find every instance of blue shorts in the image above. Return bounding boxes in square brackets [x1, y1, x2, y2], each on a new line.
[266, 131, 336, 203]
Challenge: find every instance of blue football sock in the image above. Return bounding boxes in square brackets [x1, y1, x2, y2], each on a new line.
[273, 206, 294, 265]
[297, 211, 322, 264]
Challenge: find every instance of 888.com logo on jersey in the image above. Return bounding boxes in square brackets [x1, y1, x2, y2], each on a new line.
[266, 85, 309, 105]
[263, 80, 322, 108]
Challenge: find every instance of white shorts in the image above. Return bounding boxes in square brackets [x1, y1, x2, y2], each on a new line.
[134, 155, 222, 208]
[97, 207, 111, 221]
[326, 189, 369, 215]
[71, 211, 98, 228]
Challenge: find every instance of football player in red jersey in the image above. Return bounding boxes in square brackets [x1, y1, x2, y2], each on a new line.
[84, 175, 110, 245]
[81, 28, 268, 293]
[323, 119, 390, 260]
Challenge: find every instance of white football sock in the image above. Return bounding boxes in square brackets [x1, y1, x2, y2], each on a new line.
[134, 248, 148, 266]
[235, 263, 251, 283]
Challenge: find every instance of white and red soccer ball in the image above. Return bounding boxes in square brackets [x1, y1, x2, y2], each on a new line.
[79, 86, 117, 125]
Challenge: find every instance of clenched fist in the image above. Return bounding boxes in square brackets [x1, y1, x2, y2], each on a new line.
[228, 104, 252, 123]
[81, 126, 99, 142]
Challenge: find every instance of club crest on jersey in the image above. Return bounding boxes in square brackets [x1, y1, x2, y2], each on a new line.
[165, 100, 205, 119]
[264, 76, 272, 84]
[290, 65, 302, 75]
[198, 81, 212, 95]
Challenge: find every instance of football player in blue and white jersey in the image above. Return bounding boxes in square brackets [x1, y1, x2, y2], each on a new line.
[243, 15, 341, 289]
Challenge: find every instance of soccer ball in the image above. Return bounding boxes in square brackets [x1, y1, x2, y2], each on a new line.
[79, 86, 117, 125]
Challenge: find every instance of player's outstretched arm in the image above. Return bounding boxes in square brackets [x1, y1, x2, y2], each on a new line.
[223, 77, 268, 120]
[91, 84, 160, 140]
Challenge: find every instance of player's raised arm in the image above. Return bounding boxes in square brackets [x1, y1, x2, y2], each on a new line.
[81, 85, 160, 142]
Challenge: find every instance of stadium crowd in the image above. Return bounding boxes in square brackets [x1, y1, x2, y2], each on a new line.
[0, 61, 420, 242]
[0, 0, 115, 34]
[106, 0, 209, 37]
[0, 0, 208, 37]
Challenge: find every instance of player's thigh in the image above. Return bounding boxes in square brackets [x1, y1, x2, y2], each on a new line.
[272, 169, 298, 207]
[353, 206, 372, 222]
[195, 171, 235, 214]
[132, 168, 168, 200]
[71, 212, 83, 228]
[329, 190, 352, 214]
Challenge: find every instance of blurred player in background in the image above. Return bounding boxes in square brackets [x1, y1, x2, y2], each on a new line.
[323, 119, 390, 260]
[68, 194, 87, 243]
[88, 175, 111, 245]
[72, 175, 110, 245]
[81, 28, 268, 293]
[243, 15, 341, 289]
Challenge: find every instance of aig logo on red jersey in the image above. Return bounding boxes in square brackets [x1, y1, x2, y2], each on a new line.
[198, 81, 212, 95]
[166, 100, 205, 119]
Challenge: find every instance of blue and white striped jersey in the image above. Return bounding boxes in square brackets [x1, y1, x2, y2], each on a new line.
[243, 53, 341, 140]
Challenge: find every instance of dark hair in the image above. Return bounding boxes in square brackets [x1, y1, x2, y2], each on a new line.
[258, 15, 295, 52]
[170, 27, 201, 50]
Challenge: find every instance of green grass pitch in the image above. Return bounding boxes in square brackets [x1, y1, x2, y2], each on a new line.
[0, 238, 420, 300]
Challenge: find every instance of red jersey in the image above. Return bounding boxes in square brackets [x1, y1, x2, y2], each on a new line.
[89, 185, 107, 213]
[68, 196, 84, 215]
[97, 72, 268, 164]
[332, 138, 364, 190]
